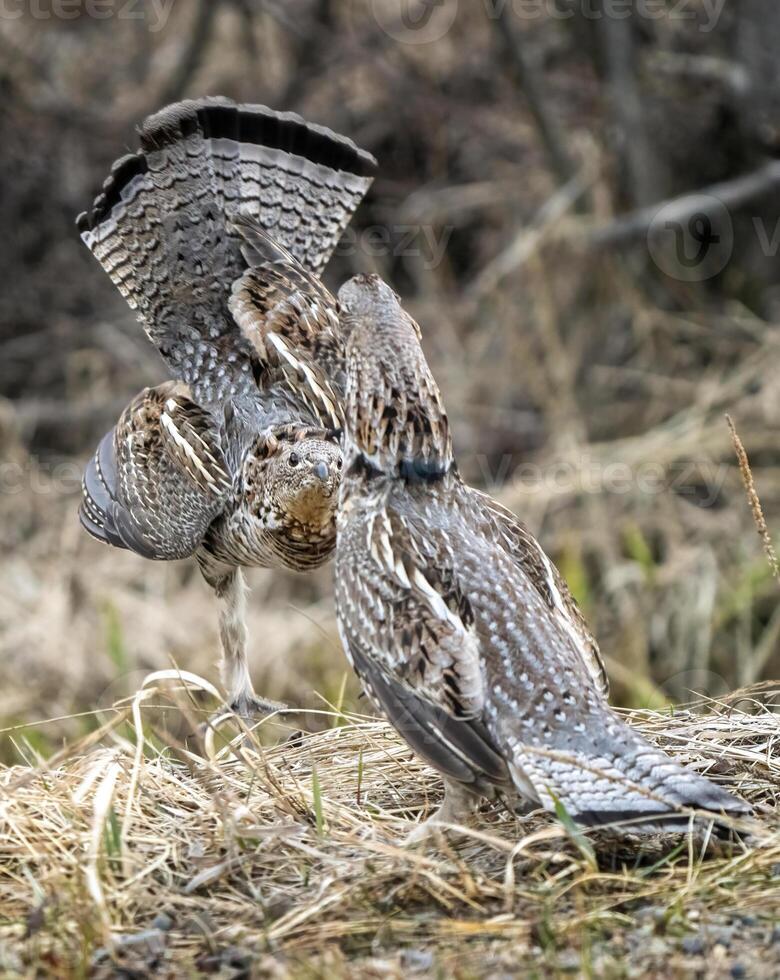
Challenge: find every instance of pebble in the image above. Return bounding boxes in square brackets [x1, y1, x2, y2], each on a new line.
[710, 927, 734, 949]
[400, 949, 434, 972]
[114, 929, 166, 954]
[652, 908, 667, 927]
[556, 951, 582, 973]
[681, 936, 705, 956]
[197, 946, 254, 973]
[151, 912, 174, 932]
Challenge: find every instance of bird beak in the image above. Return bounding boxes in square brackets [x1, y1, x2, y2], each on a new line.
[312, 460, 329, 481]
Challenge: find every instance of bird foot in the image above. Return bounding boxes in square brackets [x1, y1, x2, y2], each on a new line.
[402, 781, 479, 847]
[229, 693, 288, 721]
[201, 694, 288, 735]
[198, 694, 289, 749]
[402, 809, 474, 848]
[402, 815, 449, 847]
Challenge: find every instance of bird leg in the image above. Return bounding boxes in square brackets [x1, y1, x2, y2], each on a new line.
[404, 779, 480, 846]
[203, 562, 287, 719]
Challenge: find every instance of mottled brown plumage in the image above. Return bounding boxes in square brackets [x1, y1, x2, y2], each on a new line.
[334, 275, 749, 837]
[78, 98, 375, 715]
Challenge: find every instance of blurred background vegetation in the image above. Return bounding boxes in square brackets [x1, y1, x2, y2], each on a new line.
[1, 0, 779, 761]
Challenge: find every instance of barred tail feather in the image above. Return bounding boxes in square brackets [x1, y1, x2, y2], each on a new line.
[76, 98, 375, 403]
[508, 717, 750, 833]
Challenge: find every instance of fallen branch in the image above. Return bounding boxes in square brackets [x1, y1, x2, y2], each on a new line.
[587, 160, 780, 249]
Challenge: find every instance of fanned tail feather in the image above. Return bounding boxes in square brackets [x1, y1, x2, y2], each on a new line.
[76, 97, 375, 407]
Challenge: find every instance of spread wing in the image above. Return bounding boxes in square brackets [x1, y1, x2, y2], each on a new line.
[467, 488, 609, 698]
[80, 383, 231, 560]
[228, 218, 346, 429]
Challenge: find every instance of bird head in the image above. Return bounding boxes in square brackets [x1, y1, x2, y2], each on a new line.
[337, 274, 453, 481]
[242, 430, 342, 538]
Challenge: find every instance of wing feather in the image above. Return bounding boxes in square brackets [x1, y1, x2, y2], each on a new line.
[468, 488, 609, 698]
[228, 218, 346, 429]
[79, 383, 231, 560]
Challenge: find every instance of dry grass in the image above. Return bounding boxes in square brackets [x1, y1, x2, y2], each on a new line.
[1, 675, 779, 978]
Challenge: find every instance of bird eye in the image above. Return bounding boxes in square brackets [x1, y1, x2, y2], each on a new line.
[336, 459, 343, 470]
[289, 451, 300, 467]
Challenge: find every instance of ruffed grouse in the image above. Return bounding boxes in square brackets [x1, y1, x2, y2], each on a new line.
[77, 98, 375, 716]
[331, 274, 749, 836]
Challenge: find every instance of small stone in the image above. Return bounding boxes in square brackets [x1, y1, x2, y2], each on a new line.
[556, 951, 581, 972]
[681, 936, 705, 956]
[114, 929, 166, 955]
[771, 926, 780, 945]
[222, 946, 253, 969]
[731, 964, 747, 979]
[151, 912, 174, 932]
[710, 927, 733, 949]
[652, 908, 667, 927]
[645, 937, 669, 959]
[196, 946, 254, 974]
[400, 949, 434, 972]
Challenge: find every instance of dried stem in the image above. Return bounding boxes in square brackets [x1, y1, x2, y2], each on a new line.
[726, 413, 780, 584]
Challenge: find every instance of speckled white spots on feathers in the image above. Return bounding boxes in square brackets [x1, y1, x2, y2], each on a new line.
[334, 275, 750, 832]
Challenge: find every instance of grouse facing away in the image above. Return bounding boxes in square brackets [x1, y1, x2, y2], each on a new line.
[77, 98, 376, 716]
[332, 274, 750, 837]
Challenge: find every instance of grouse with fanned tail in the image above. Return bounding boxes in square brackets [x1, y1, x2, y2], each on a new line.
[78, 97, 375, 716]
[331, 274, 750, 838]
